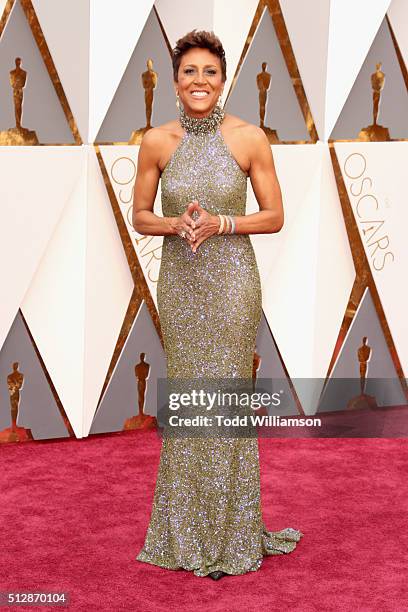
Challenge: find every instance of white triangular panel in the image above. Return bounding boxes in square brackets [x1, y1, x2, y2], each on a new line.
[99, 145, 163, 308]
[325, 0, 391, 140]
[279, 0, 330, 141]
[315, 144, 356, 375]
[262, 150, 322, 381]
[248, 145, 323, 290]
[213, 0, 259, 97]
[89, 0, 154, 143]
[21, 148, 88, 438]
[0, 147, 84, 351]
[82, 147, 134, 435]
[31, 0, 90, 142]
[0, 0, 8, 20]
[260, 144, 355, 411]
[155, 0, 213, 48]
[388, 0, 408, 69]
[335, 141, 408, 376]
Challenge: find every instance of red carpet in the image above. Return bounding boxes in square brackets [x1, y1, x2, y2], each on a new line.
[1, 431, 407, 611]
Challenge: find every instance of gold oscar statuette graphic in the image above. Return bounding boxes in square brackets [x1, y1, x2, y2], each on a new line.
[252, 347, 268, 416]
[0, 58, 39, 145]
[256, 62, 279, 144]
[0, 362, 33, 443]
[124, 352, 157, 430]
[252, 347, 261, 392]
[346, 337, 378, 410]
[358, 62, 390, 142]
[129, 59, 158, 144]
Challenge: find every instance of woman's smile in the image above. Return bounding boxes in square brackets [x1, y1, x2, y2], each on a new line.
[190, 90, 210, 99]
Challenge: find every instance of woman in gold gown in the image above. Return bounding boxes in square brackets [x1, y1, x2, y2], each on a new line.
[133, 30, 302, 580]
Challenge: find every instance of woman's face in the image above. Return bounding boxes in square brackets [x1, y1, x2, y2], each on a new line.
[175, 47, 224, 118]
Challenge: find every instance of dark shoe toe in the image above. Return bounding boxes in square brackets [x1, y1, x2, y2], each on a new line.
[208, 571, 226, 580]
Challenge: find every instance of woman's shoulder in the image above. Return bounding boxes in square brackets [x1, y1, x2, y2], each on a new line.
[223, 113, 269, 145]
[138, 121, 183, 170]
[140, 120, 182, 148]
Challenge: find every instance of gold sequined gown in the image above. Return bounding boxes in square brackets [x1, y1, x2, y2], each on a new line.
[136, 111, 302, 577]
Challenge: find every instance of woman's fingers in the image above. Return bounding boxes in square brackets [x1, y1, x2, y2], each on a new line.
[189, 226, 211, 250]
[180, 212, 195, 236]
[188, 214, 220, 250]
[186, 201, 198, 213]
[182, 203, 213, 248]
[190, 214, 208, 238]
[186, 201, 199, 228]
[185, 225, 195, 240]
[189, 200, 205, 220]
[191, 234, 206, 253]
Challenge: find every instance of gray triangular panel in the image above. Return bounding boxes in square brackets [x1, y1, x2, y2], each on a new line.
[226, 8, 309, 141]
[90, 300, 166, 433]
[96, 7, 174, 142]
[0, 1, 74, 143]
[318, 287, 405, 412]
[0, 311, 69, 439]
[330, 18, 408, 140]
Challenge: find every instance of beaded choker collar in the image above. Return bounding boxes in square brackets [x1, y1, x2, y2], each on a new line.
[179, 104, 225, 135]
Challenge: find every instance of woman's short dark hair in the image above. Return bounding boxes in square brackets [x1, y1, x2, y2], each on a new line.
[172, 30, 227, 83]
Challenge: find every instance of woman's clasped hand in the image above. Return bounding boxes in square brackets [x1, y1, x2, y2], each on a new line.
[177, 201, 220, 253]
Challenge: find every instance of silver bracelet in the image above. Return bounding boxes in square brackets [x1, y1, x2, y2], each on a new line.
[228, 215, 235, 234]
[217, 214, 225, 235]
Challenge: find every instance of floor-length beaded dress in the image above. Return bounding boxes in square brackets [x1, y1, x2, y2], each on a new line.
[136, 105, 302, 577]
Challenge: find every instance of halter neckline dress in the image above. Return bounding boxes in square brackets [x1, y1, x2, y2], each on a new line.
[136, 106, 302, 577]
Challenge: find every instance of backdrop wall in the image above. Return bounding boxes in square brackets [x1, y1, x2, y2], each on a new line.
[0, 0, 407, 440]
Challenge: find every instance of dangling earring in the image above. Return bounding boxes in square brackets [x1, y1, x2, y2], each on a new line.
[176, 92, 180, 109]
[216, 93, 223, 109]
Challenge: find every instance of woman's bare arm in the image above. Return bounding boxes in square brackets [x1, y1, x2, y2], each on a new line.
[233, 125, 284, 235]
[132, 128, 194, 238]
